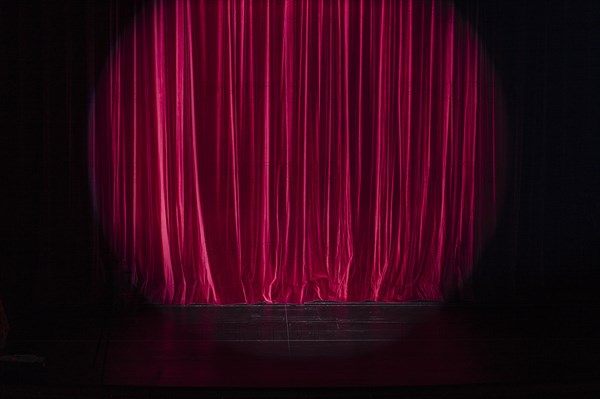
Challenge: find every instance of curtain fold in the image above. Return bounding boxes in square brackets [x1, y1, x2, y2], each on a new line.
[89, 0, 504, 304]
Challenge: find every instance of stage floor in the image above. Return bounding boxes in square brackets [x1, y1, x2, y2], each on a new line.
[2, 302, 600, 397]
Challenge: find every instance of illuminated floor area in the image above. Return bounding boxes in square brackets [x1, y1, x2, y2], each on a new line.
[2, 303, 600, 397]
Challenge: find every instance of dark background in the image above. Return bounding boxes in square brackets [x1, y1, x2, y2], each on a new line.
[1, 0, 599, 314]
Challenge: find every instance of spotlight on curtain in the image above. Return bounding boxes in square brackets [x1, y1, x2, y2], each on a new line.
[89, 0, 505, 304]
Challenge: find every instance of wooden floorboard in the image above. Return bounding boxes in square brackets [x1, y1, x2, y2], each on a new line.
[2, 303, 600, 397]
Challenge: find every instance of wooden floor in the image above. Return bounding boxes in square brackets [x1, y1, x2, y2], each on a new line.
[2, 302, 600, 397]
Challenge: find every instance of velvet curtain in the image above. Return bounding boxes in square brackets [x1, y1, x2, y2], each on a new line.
[89, 0, 504, 304]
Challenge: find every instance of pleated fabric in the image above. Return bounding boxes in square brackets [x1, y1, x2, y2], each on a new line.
[89, 0, 505, 304]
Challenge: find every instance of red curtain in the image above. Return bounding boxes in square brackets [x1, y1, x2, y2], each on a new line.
[89, 0, 504, 304]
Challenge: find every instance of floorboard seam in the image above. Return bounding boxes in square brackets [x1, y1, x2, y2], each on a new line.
[284, 304, 291, 355]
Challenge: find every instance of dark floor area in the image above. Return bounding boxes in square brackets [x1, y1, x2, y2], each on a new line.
[1, 303, 600, 397]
